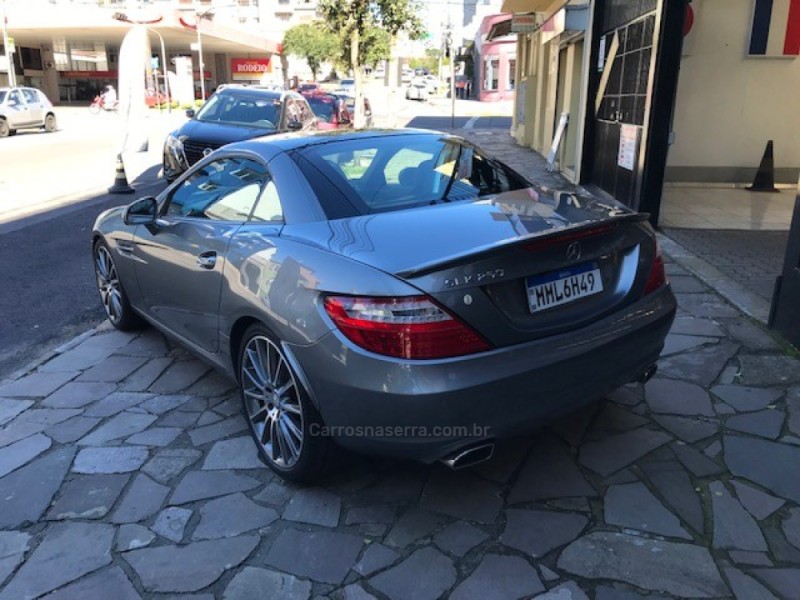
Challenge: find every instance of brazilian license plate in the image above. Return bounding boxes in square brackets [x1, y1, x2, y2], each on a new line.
[526, 263, 603, 313]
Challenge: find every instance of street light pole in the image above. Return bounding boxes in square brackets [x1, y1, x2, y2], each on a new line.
[1, 0, 15, 87]
[195, 15, 205, 101]
[194, 4, 237, 102]
[152, 29, 171, 113]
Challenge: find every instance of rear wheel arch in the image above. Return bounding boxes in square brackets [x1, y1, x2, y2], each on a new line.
[229, 315, 261, 375]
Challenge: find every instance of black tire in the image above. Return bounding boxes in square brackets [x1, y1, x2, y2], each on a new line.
[44, 114, 57, 132]
[93, 239, 143, 331]
[238, 323, 334, 483]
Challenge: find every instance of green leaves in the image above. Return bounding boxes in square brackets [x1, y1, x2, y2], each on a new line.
[282, 22, 339, 80]
[317, 0, 425, 68]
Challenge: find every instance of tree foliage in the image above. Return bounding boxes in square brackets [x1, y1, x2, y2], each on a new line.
[282, 22, 339, 80]
[338, 24, 391, 70]
[318, 0, 424, 69]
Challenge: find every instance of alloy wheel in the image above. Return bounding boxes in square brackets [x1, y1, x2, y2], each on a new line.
[241, 335, 304, 468]
[95, 245, 123, 323]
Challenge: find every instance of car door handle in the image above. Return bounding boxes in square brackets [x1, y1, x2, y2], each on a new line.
[196, 251, 217, 269]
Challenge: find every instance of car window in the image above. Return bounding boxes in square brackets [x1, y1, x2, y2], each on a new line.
[296, 135, 529, 216]
[195, 92, 280, 129]
[305, 96, 336, 123]
[8, 90, 23, 105]
[21, 89, 38, 104]
[250, 179, 283, 222]
[0, 91, 6, 103]
[165, 156, 267, 220]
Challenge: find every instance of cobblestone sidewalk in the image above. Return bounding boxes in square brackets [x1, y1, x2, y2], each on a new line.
[0, 256, 799, 599]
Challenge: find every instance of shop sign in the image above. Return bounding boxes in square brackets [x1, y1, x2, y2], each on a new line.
[511, 14, 537, 33]
[617, 124, 638, 171]
[61, 70, 118, 79]
[231, 58, 271, 80]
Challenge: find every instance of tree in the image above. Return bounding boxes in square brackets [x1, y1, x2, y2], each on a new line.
[337, 24, 391, 71]
[318, 0, 424, 126]
[282, 22, 339, 82]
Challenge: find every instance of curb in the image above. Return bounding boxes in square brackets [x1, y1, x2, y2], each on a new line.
[0, 322, 111, 385]
[658, 232, 772, 324]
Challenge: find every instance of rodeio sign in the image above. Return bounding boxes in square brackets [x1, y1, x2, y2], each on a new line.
[231, 58, 271, 80]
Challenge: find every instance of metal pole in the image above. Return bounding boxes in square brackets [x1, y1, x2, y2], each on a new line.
[450, 51, 456, 129]
[1, 0, 15, 87]
[196, 12, 205, 101]
[154, 30, 170, 113]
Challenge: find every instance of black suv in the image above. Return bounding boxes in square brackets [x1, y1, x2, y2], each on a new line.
[163, 86, 316, 181]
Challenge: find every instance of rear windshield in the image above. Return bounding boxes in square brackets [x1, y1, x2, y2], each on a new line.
[195, 91, 281, 129]
[293, 135, 530, 218]
[306, 96, 337, 122]
[0, 91, 6, 103]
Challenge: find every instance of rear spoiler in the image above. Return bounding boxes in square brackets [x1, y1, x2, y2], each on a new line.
[396, 212, 650, 279]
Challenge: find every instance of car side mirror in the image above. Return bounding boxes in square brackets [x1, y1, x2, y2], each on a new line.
[287, 120, 303, 131]
[123, 196, 158, 226]
[185, 109, 195, 118]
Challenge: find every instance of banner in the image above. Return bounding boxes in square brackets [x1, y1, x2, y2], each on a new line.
[231, 58, 271, 81]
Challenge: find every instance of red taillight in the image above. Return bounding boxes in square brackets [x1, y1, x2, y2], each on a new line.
[644, 239, 667, 295]
[323, 295, 491, 359]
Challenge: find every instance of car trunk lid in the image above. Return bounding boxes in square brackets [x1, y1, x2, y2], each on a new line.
[283, 187, 655, 345]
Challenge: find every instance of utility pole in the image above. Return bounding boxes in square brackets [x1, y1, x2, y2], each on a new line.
[1, 0, 16, 87]
[445, 7, 455, 129]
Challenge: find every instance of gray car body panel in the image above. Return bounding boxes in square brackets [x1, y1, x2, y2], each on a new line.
[93, 129, 676, 463]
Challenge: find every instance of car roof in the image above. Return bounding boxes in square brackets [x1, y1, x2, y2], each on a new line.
[226, 128, 452, 155]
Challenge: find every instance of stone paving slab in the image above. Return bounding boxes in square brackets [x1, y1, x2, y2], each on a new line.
[1, 216, 800, 597]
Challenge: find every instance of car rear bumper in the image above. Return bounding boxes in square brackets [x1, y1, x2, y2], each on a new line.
[287, 285, 677, 463]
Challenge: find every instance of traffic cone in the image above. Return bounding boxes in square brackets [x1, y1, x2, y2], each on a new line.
[747, 141, 779, 192]
[108, 153, 135, 194]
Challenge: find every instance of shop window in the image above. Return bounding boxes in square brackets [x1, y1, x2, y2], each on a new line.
[484, 58, 499, 91]
[507, 59, 516, 90]
[21, 47, 43, 71]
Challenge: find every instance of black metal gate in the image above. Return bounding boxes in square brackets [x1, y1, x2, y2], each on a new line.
[582, 0, 686, 223]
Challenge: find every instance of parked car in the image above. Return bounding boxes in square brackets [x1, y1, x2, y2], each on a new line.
[0, 86, 57, 137]
[297, 83, 320, 93]
[405, 81, 429, 101]
[93, 128, 675, 482]
[423, 75, 440, 94]
[301, 91, 351, 130]
[336, 78, 355, 95]
[145, 89, 169, 108]
[162, 86, 316, 181]
[336, 93, 373, 127]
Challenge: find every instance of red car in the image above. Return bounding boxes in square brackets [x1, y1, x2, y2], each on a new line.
[301, 91, 352, 130]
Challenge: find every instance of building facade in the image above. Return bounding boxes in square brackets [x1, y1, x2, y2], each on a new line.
[667, 0, 800, 184]
[503, 0, 799, 225]
[474, 14, 517, 102]
[0, 0, 281, 102]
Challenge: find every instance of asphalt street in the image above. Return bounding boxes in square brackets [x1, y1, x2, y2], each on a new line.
[0, 186, 166, 378]
[0, 94, 512, 378]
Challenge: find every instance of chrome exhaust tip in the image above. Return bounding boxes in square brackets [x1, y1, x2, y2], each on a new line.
[441, 442, 495, 470]
[636, 364, 658, 384]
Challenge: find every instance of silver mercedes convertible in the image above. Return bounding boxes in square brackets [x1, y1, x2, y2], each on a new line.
[92, 129, 676, 481]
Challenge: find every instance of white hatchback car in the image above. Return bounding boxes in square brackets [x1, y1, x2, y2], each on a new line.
[0, 86, 57, 137]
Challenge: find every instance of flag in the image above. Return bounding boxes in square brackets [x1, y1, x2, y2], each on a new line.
[749, 0, 800, 56]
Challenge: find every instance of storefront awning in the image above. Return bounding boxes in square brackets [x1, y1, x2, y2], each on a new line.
[500, 0, 562, 14]
[486, 16, 513, 41]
